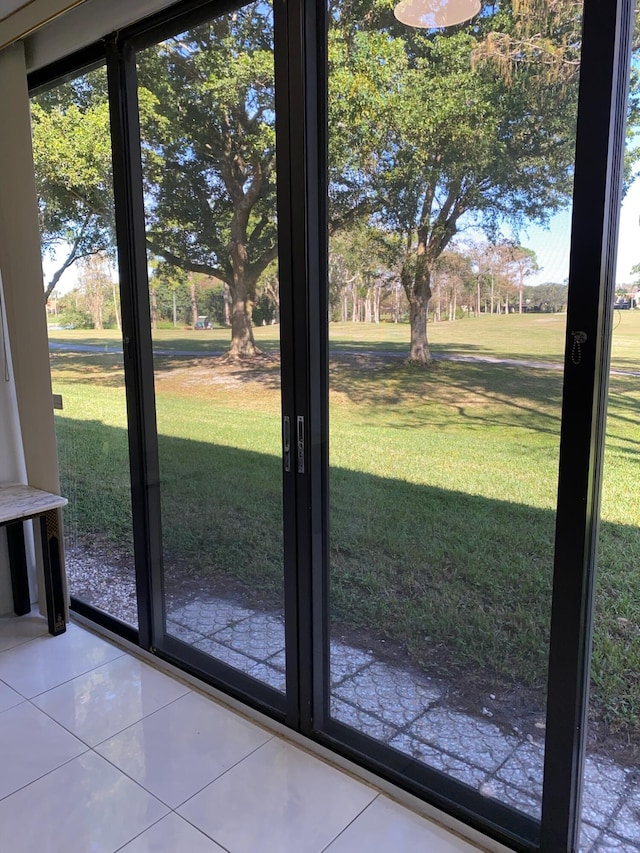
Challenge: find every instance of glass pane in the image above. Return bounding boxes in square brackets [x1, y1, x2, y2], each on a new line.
[32, 67, 138, 627]
[137, 2, 285, 691]
[327, 0, 582, 817]
[582, 26, 640, 849]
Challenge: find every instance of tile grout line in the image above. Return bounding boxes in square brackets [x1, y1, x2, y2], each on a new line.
[1, 618, 508, 852]
[171, 736, 275, 811]
[91, 717, 275, 812]
[319, 793, 381, 853]
[0, 742, 91, 805]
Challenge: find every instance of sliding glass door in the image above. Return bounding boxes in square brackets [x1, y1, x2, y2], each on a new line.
[324, 0, 582, 824]
[319, 0, 633, 848]
[28, 0, 635, 848]
[33, 66, 138, 630]
[134, 2, 287, 695]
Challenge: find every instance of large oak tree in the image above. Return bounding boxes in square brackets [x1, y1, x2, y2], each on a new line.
[136, 3, 277, 358]
[329, 0, 594, 362]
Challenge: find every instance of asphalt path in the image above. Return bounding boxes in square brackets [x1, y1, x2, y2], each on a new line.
[47, 339, 640, 376]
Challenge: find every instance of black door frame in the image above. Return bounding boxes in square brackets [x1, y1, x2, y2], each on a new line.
[28, 0, 634, 848]
[541, 0, 634, 848]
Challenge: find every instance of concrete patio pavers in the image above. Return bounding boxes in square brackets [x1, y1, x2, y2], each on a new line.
[329, 640, 375, 684]
[212, 612, 285, 659]
[169, 599, 254, 636]
[407, 707, 520, 772]
[480, 779, 541, 818]
[333, 661, 443, 727]
[582, 759, 630, 830]
[388, 731, 489, 788]
[494, 741, 544, 798]
[611, 783, 640, 845]
[331, 697, 401, 741]
[581, 822, 605, 850]
[194, 636, 259, 672]
[247, 661, 286, 691]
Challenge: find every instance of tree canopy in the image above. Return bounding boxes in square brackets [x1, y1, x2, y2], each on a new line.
[31, 0, 639, 356]
[329, 0, 589, 360]
[31, 70, 114, 300]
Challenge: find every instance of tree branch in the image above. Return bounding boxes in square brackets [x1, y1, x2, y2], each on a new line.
[248, 242, 278, 282]
[145, 237, 231, 284]
[44, 214, 100, 301]
[329, 198, 376, 235]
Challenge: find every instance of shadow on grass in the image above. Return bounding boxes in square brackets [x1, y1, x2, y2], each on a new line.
[51, 347, 566, 439]
[49, 349, 284, 391]
[52, 334, 627, 454]
[54, 415, 640, 737]
[329, 357, 564, 437]
[329, 337, 567, 364]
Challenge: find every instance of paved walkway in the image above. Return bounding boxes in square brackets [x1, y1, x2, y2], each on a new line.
[48, 339, 640, 377]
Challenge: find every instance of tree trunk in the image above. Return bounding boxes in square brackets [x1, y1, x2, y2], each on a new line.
[365, 288, 372, 323]
[223, 283, 231, 326]
[227, 233, 260, 358]
[228, 289, 259, 357]
[408, 293, 431, 363]
[89, 287, 103, 329]
[403, 247, 432, 364]
[112, 282, 121, 332]
[150, 287, 158, 331]
[190, 279, 198, 327]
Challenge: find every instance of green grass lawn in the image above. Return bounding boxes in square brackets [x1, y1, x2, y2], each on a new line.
[49, 312, 640, 738]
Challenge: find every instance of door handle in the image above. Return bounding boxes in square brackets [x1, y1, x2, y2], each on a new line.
[297, 416, 305, 474]
[283, 416, 291, 473]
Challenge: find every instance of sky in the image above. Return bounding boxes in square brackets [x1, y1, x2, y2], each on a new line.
[521, 173, 640, 289]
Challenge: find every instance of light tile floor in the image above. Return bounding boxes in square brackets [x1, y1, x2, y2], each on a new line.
[0, 612, 485, 853]
[168, 596, 640, 853]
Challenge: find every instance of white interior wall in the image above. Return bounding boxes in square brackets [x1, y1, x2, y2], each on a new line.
[0, 41, 65, 616]
[0, 271, 29, 614]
